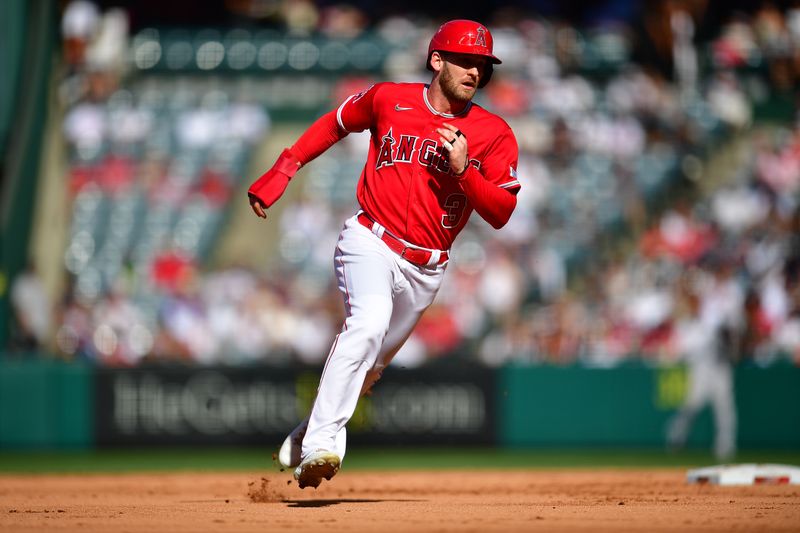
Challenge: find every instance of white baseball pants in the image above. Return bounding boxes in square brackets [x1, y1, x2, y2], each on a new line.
[300, 214, 446, 459]
[667, 360, 736, 460]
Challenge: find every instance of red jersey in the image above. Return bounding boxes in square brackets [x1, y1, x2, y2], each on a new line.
[335, 82, 520, 251]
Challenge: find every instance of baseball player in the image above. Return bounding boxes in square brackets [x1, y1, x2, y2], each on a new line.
[666, 278, 738, 461]
[248, 19, 520, 489]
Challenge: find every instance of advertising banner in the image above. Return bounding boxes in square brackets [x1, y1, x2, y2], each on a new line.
[94, 364, 495, 446]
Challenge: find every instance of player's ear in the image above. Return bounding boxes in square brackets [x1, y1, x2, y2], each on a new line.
[430, 51, 444, 73]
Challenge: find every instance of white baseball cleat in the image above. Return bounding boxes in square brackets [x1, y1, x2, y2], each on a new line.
[278, 418, 347, 469]
[294, 450, 341, 489]
[278, 419, 308, 469]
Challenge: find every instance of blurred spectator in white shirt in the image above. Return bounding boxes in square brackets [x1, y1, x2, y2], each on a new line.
[9, 265, 52, 352]
[85, 8, 129, 74]
[707, 71, 752, 129]
[61, 0, 100, 69]
[63, 100, 106, 152]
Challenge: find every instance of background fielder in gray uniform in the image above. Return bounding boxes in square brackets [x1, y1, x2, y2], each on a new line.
[666, 278, 738, 461]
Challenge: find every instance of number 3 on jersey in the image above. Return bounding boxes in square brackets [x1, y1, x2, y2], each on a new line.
[442, 193, 467, 229]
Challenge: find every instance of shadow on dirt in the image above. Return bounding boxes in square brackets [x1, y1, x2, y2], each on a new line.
[284, 499, 424, 508]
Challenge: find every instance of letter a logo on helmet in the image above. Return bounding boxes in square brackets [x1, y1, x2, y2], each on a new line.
[426, 19, 501, 88]
[475, 27, 487, 48]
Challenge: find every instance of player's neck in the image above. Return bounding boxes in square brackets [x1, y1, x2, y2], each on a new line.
[426, 83, 469, 115]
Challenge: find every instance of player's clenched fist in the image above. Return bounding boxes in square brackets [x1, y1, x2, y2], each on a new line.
[436, 123, 469, 175]
[248, 148, 302, 218]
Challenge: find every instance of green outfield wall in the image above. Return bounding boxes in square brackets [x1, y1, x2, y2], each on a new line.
[499, 363, 800, 448]
[500, 364, 670, 447]
[0, 359, 798, 449]
[0, 358, 92, 448]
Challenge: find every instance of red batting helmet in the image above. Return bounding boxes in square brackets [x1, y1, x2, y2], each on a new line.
[426, 19, 501, 88]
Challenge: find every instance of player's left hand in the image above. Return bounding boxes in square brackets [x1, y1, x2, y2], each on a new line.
[249, 195, 268, 218]
[437, 123, 469, 175]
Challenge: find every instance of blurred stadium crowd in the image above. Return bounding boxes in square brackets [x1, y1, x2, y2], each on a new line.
[8, 0, 800, 368]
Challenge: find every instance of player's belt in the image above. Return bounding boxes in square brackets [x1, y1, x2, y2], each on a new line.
[357, 212, 449, 268]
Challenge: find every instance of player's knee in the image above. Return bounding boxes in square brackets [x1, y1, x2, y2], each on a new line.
[344, 298, 392, 356]
[349, 317, 389, 353]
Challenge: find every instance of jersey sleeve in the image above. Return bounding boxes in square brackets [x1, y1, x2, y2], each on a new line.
[479, 126, 520, 194]
[335, 83, 382, 133]
[455, 121, 520, 229]
[290, 83, 386, 164]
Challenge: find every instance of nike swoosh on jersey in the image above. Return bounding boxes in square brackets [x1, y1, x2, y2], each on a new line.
[394, 104, 414, 111]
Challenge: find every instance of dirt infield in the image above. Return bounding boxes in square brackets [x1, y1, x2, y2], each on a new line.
[1, 469, 798, 532]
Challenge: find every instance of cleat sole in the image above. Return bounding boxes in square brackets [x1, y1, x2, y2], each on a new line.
[294, 453, 340, 489]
